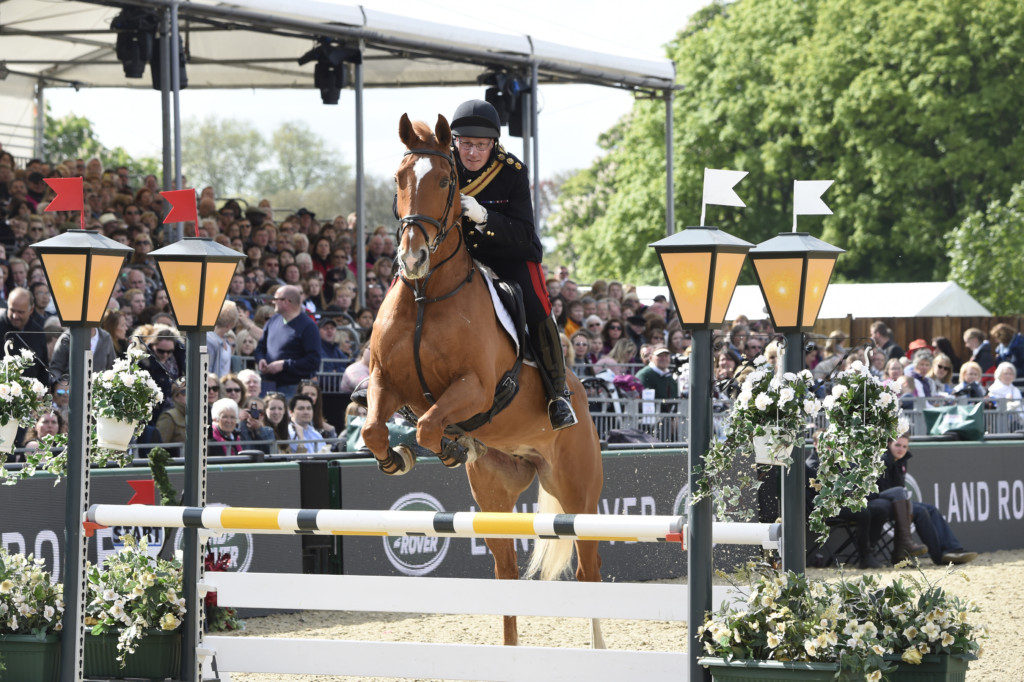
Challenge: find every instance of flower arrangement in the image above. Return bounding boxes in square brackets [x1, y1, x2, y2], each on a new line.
[0, 349, 50, 429]
[0, 548, 64, 636]
[84, 536, 185, 667]
[694, 358, 820, 518]
[700, 564, 983, 680]
[809, 360, 907, 535]
[91, 346, 164, 439]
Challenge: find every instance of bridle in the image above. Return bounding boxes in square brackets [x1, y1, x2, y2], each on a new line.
[395, 146, 476, 404]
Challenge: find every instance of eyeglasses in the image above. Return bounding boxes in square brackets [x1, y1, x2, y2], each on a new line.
[224, 386, 241, 394]
[936, 365, 952, 371]
[456, 139, 493, 152]
[607, 325, 622, 331]
[135, 241, 151, 247]
[207, 385, 219, 391]
[55, 389, 69, 396]
[154, 348, 173, 357]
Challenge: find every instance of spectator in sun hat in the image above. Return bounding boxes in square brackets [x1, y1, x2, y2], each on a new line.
[905, 338, 933, 360]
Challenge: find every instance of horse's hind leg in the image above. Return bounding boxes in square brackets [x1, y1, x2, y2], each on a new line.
[467, 447, 537, 646]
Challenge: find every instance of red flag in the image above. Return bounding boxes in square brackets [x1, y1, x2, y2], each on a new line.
[160, 189, 199, 227]
[126, 479, 156, 506]
[44, 177, 84, 213]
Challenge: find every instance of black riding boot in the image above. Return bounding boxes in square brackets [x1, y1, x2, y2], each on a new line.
[532, 316, 578, 430]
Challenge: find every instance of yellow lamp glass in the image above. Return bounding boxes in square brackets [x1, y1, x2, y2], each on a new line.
[659, 251, 712, 325]
[86, 255, 126, 323]
[753, 257, 804, 329]
[158, 260, 204, 328]
[201, 262, 239, 327]
[708, 251, 747, 324]
[40, 252, 87, 323]
[801, 257, 836, 328]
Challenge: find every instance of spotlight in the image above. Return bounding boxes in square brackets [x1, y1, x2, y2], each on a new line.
[150, 32, 189, 90]
[477, 71, 527, 137]
[110, 7, 159, 79]
[298, 40, 361, 105]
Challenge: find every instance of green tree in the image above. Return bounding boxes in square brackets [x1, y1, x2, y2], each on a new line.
[549, 0, 1024, 285]
[948, 181, 1024, 315]
[44, 110, 159, 177]
[256, 121, 350, 196]
[181, 116, 265, 196]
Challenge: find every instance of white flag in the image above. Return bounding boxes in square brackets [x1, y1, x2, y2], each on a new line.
[702, 168, 748, 208]
[793, 180, 834, 216]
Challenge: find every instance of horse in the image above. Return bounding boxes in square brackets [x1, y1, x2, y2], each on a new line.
[360, 113, 605, 647]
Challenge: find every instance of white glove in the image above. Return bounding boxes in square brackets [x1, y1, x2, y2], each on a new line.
[460, 195, 488, 227]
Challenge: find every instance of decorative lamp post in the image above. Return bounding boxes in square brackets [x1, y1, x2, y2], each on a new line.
[151, 193, 245, 682]
[651, 225, 752, 682]
[749, 231, 843, 574]
[33, 228, 132, 682]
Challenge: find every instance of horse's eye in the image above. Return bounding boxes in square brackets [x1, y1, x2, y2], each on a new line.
[439, 177, 449, 188]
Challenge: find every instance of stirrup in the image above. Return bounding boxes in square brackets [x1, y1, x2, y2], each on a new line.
[375, 446, 416, 476]
[547, 395, 578, 431]
[438, 437, 468, 468]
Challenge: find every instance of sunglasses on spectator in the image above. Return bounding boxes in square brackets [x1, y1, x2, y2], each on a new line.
[56, 389, 69, 396]
[607, 325, 622, 331]
[224, 386, 241, 394]
[936, 364, 952, 370]
[154, 348, 173, 357]
[207, 385, 219, 391]
[588, 322, 601, 328]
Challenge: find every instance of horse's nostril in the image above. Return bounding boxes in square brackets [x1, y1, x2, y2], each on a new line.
[415, 249, 427, 268]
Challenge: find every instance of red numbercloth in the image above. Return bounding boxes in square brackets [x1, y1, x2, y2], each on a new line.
[160, 188, 199, 235]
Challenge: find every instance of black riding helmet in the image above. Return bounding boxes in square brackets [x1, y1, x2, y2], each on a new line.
[451, 99, 501, 139]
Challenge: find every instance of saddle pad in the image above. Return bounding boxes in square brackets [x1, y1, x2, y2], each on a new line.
[476, 262, 519, 356]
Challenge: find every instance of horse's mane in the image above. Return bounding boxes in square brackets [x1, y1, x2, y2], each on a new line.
[410, 120, 441, 148]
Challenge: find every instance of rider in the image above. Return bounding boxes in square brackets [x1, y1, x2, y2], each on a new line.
[451, 99, 577, 430]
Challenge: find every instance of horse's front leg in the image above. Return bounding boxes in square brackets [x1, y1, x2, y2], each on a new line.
[416, 373, 487, 455]
[360, 368, 410, 475]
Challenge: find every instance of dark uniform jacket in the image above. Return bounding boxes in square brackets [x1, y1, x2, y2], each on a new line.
[456, 145, 543, 276]
[876, 450, 911, 493]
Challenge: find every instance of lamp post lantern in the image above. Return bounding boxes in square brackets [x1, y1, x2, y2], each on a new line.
[651, 226, 751, 682]
[749, 231, 843, 574]
[33, 230, 133, 682]
[150, 236, 244, 682]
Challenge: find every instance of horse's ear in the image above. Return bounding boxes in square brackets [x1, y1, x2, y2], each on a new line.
[399, 113, 415, 148]
[434, 114, 452, 150]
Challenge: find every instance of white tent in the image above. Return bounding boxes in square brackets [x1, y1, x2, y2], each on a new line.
[0, 0, 675, 157]
[633, 281, 991, 319]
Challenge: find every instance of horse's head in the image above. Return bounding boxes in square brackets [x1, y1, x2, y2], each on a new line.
[395, 113, 457, 280]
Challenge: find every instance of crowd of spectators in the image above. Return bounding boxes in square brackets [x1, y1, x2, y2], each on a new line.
[2, 148, 1024, 459]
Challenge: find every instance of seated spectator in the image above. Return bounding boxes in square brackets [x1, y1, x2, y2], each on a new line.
[882, 435, 977, 565]
[570, 331, 595, 377]
[298, 378, 338, 441]
[871, 321, 904, 361]
[259, 392, 290, 450]
[339, 342, 370, 396]
[155, 380, 188, 451]
[219, 373, 248, 409]
[866, 347, 886, 378]
[883, 357, 906, 388]
[740, 334, 762, 360]
[139, 327, 186, 418]
[762, 340, 781, 373]
[902, 350, 941, 408]
[319, 317, 348, 362]
[595, 338, 638, 375]
[236, 368, 262, 400]
[51, 378, 70, 425]
[931, 336, 962, 376]
[238, 395, 275, 454]
[667, 329, 691, 357]
[233, 329, 258, 373]
[562, 300, 585, 337]
[583, 315, 604, 337]
[812, 330, 847, 381]
[23, 411, 66, 450]
[637, 347, 678, 402]
[559, 332, 574, 368]
[286, 393, 326, 453]
[962, 327, 994, 373]
[988, 362, 1023, 412]
[927, 352, 956, 393]
[726, 323, 748, 361]
[101, 309, 130, 356]
[209, 398, 243, 457]
[952, 361, 986, 398]
[352, 307, 375, 343]
[991, 323, 1024, 378]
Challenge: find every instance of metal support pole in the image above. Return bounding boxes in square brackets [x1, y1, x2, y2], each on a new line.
[160, 9, 172, 194]
[354, 51, 366, 308]
[687, 328, 712, 682]
[665, 89, 675, 236]
[170, 1, 184, 242]
[781, 331, 806, 574]
[34, 79, 45, 160]
[59, 328, 92, 682]
[530, 61, 540, 232]
[520, 88, 531, 171]
[180, 331, 209, 682]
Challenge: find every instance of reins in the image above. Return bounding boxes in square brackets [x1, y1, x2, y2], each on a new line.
[396, 146, 476, 404]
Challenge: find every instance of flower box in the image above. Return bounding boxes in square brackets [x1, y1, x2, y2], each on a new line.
[886, 653, 974, 681]
[0, 632, 60, 682]
[84, 629, 181, 680]
[699, 657, 839, 680]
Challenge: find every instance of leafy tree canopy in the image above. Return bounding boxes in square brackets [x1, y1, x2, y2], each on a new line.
[548, 0, 1024, 285]
[44, 109, 159, 177]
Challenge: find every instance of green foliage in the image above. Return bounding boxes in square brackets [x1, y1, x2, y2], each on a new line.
[44, 109, 159, 176]
[182, 116, 395, 225]
[147, 447, 181, 507]
[948, 181, 1024, 314]
[549, 0, 1024, 284]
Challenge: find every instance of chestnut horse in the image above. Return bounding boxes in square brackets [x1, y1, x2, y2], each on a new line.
[360, 114, 604, 646]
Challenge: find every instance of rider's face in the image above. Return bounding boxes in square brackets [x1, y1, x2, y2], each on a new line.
[456, 137, 493, 172]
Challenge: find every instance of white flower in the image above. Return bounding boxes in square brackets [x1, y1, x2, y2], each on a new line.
[10, 382, 22, 397]
[898, 417, 911, 434]
[778, 387, 796, 405]
[921, 622, 941, 641]
[822, 395, 836, 410]
[755, 393, 773, 411]
[849, 360, 866, 372]
[831, 384, 848, 398]
[0, 384, 10, 401]
[44, 605, 55, 620]
[766, 632, 781, 648]
[877, 392, 893, 407]
[803, 398, 820, 416]
[941, 632, 955, 647]
[799, 369, 813, 380]
[783, 372, 797, 382]
[754, 355, 768, 365]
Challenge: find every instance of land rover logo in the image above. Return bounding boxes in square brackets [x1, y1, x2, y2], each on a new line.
[383, 492, 450, 576]
[904, 473, 922, 503]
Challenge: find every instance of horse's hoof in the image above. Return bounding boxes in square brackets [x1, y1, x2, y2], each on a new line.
[378, 446, 416, 476]
[438, 437, 468, 468]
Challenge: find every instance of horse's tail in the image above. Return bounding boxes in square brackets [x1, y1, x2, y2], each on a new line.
[524, 485, 574, 581]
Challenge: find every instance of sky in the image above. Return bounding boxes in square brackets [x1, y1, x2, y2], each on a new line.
[46, 0, 709, 180]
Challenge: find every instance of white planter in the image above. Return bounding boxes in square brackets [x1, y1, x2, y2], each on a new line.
[753, 427, 795, 466]
[0, 418, 19, 453]
[95, 416, 138, 451]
